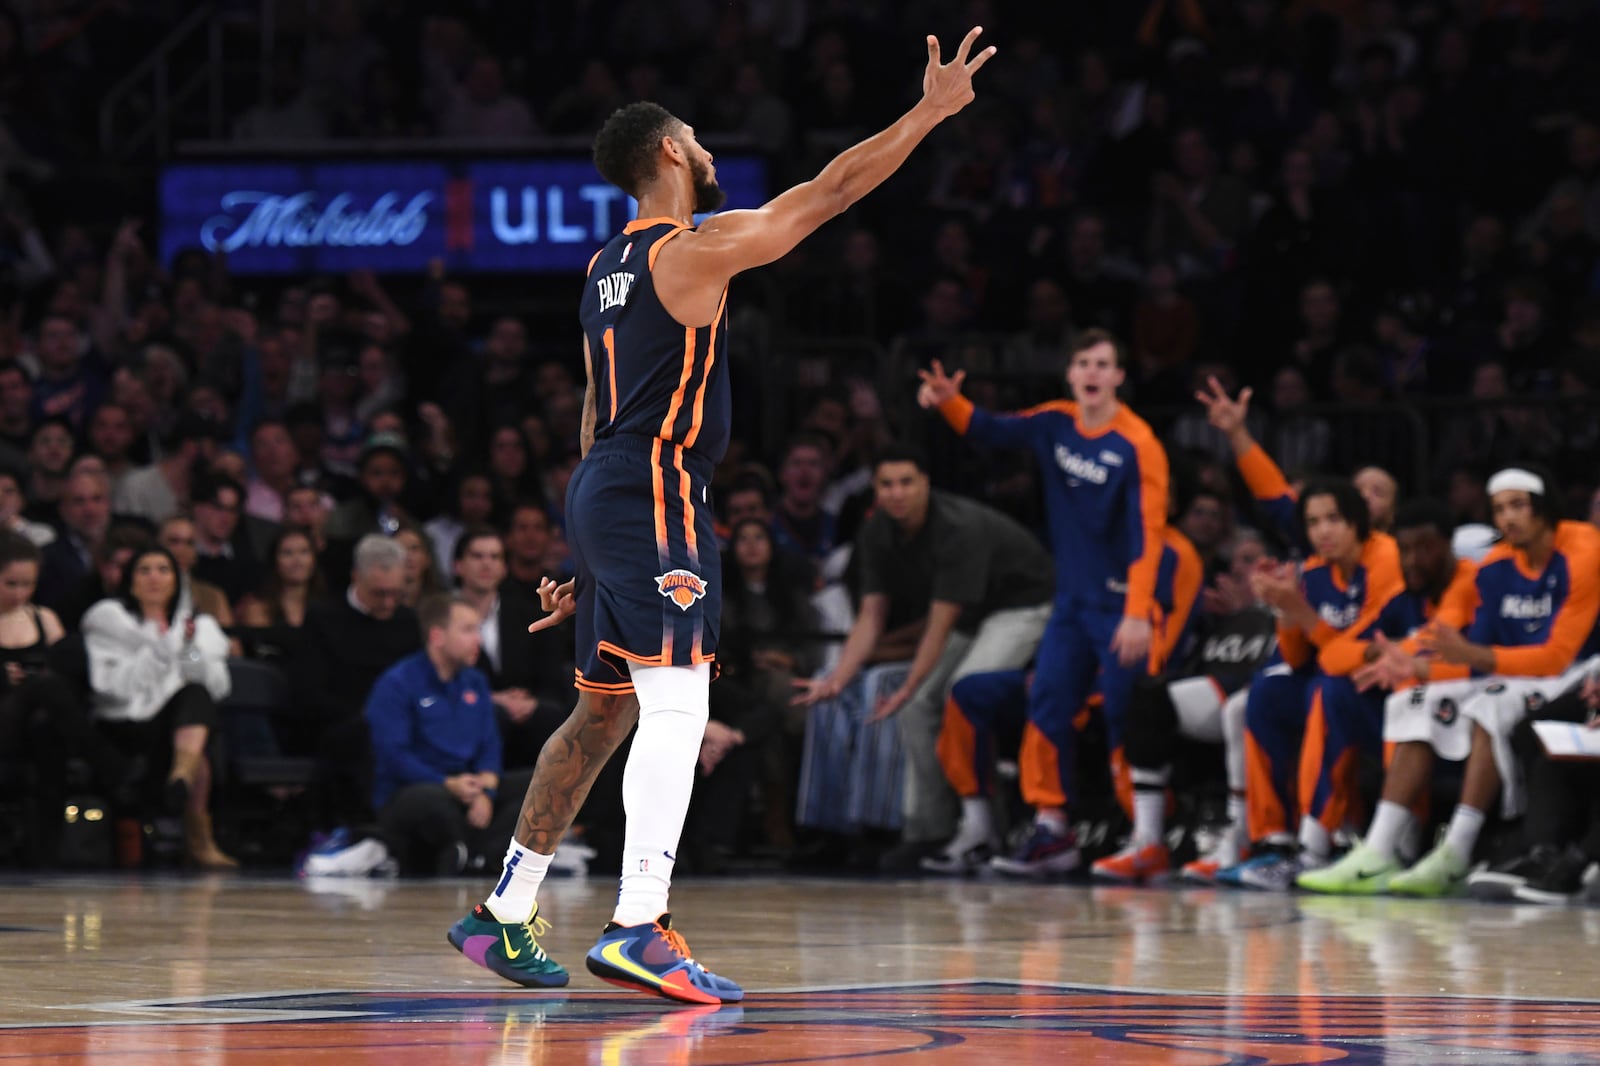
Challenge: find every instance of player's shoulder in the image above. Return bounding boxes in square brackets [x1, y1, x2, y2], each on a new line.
[1362, 532, 1400, 569]
[1017, 399, 1078, 420]
[1476, 542, 1519, 574]
[1555, 520, 1600, 558]
[1110, 404, 1161, 444]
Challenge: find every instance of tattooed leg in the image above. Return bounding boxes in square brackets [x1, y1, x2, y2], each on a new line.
[513, 689, 640, 852]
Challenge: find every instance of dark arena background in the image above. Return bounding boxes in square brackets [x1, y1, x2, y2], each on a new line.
[4, 1, 1600, 1062]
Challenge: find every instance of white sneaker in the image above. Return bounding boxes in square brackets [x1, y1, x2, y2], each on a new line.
[300, 837, 391, 877]
[549, 840, 597, 877]
[920, 816, 999, 875]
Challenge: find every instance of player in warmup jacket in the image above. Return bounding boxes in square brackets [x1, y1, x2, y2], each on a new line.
[446, 26, 998, 1004]
[1310, 466, 1600, 897]
[1217, 479, 1403, 891]
[1295, 497, 1480, 893]
[917, 330, 1170, 874]
[925, 526, 1203, 875]
[1099, 531, 1281, 884]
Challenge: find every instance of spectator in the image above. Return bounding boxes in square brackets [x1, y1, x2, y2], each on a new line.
[85, 401, 137, 492]
[0, 363, 32, 456]
[772, 433, 836, 562]
[243, 418, 302, 525]
[439, 55, 536, 139]
[239, 527, 327, 630]
[81, 545, 235, 868]
[394, 525, 442, 609]
[0, 468, 53, 547]
[37, 467, 111, 614]
[501, 501, 552, 602]
[28, 313, 103, 432]
[57, 525, 148, 631]
[112, 413, 222, 527]
[424, 470, 495, 578]
[1265, 365, 1330, 475]
[156, 515, 234, 627]
[486, 424, 544, 511]
[189, 474, 255, 606]
[24, 417, 73, 528]
[368, 593, 516, 875]
[295, 534, 421, 831]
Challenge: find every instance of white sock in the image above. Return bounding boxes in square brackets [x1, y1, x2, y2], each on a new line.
[485, 840, 554, 924]
[956, 797, 993, 844]
[1035, 808, 1068, 835]
[1297, 815, 1331, 861]
[1130, 767, 1170, 847]
[1443, 804, 1486, 865]
[613, 664, 709, 927]
[1226, 791, 1246, 833]
[1364, 801, 1411, 863]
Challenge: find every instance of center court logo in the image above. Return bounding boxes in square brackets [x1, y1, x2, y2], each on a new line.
[655, 570, 707, 611]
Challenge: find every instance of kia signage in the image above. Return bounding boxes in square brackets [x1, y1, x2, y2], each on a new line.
[159, 156, 767, 275]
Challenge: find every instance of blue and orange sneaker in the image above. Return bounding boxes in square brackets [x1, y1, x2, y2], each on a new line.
[584, 913, 744, 1005]
[447, 903, 569, 988]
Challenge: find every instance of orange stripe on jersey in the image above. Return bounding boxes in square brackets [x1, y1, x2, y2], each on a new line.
[1119, 410, 1170, 621]
[683, 287, 727, 450]
[651, 437, 669, 565]
[602, 326, 618, 419]
[586, 249, 603, 275]
[646, 224, 689, 269]
[936, 393, 976, 434]
[660, 324, 697, 441]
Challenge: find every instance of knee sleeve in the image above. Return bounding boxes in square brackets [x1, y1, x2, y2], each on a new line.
[1123, 676, 1178, 771]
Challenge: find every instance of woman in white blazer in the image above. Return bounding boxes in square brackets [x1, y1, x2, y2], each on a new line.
[81, 545, 236, 868]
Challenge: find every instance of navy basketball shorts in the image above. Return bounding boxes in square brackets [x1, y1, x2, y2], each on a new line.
[567, 434, 721, 693]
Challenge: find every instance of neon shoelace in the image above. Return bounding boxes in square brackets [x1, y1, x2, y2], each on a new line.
[661, 926, 695, 965]
[522, 913, 553, 957]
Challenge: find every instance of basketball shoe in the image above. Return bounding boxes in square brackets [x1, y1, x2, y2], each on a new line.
[584, 913, 744, 1005]
[1091, 841, 1170, 885]
[1183, 828, 1249, 885]
[447, 903, 569, 987]
[1388, 840, 1469, 898]
[989, 822, 1080, 877]
[1295, 840, 1402, 895]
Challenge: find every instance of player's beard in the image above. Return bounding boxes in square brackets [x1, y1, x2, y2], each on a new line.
[691, 155, 726, 214]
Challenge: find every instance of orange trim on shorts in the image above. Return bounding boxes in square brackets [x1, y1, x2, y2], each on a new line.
[651, 437, 669, 563]
[674, 444, 698, 564]
[596, 640, 715, 669]
[683, 287, 727, 450]
[574, 668, 635, 695]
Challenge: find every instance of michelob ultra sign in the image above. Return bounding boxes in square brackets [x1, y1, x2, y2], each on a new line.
[159, 155, 767, 275]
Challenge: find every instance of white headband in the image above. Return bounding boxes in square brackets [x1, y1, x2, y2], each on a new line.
[1487, 468, 1545, 497]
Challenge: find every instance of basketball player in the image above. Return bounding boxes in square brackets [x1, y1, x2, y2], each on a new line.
[917, 331, 1170, 874]
[447, 27, 997, 1005]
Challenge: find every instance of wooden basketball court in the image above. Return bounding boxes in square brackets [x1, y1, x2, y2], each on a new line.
[3, 872, 1598, 1063]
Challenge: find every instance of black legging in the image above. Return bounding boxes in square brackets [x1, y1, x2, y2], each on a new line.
[95, 683, 219, 805]
[378, 768, 535, 876]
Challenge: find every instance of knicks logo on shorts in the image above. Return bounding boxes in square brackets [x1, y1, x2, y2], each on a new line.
[656, 569, 707, 611]
[1434, 698, 1458, 726]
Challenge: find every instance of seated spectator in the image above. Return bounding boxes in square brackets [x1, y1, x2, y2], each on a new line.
[85, 401, 138, 493]
[452, 526, 572, 769]
[189, 474, 256, 606]
[368, 593, 524, 875]
[156, 514, 234, 627]
[772, 432, 837, 562]
[112, 412, 221, 528]
[394, 524, 442, 608]
[37, 466, 112, 615]
[24, 416, 74, 528]
[81, 545, 235, 868]
[239, 527, 327, 629]
[0, 533, 137, 861]
[323, 433, 411, 589]
[243, 418, 303, 525]
[424, 470, 496, 578]
[57, 525, 149, 631]
[294, 533, 421, 831]
[501, 501, 554, 603]
[0, 467, 54, 547]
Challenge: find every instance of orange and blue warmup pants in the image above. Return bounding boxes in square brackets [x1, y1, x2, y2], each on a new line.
[1244, 669, 1384, 843]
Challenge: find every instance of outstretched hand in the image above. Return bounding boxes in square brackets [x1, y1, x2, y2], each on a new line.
[917, 359, 967, 409]
[921, 26, 997, 120]
[528, 577, 576, 633]
[1195, 375, 1252, 437]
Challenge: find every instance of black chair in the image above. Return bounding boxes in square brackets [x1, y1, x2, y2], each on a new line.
[218, 658, 316, 866]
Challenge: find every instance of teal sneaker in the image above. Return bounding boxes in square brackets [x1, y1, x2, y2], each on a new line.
[447, 903, 569, 987]
[1296, 841, 1402, 895]
[585, 913, 743, 1005]
[1388, 841, 1469, 898]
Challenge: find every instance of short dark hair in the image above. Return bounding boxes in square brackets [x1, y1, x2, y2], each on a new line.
[593, 101, 680, 197]
[194, 473, 244, 509]
[872, 440, 930, 476]
[453, 524, 504, 563]
[0, 530, 40, 569]
[418, 592, 472, 640]
[1072, 327, 1127, 369]
[1298, 478, 1372, 543]
[1393, 498, 1455, 540]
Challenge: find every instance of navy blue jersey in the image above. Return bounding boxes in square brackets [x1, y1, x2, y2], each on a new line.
[578, 217, 732, 463]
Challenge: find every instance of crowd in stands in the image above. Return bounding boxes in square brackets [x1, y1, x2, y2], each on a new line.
[1, 1, 1599, 899]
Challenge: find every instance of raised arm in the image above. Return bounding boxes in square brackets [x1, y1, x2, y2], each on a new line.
[666, 28, 995, 288]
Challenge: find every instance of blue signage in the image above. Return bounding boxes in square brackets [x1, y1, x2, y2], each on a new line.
[159, 156, 768, 275]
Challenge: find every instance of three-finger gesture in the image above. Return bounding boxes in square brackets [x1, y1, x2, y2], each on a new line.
[922, 26, 996, 120]
[917, 359, 966, 409]
[1195, 375, 1252, 437]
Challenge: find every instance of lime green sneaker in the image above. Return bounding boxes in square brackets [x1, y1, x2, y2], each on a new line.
[447, 903, 569, 987]
[1296, 841, 1402, 895]
[1388, 841, 1469, 898]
